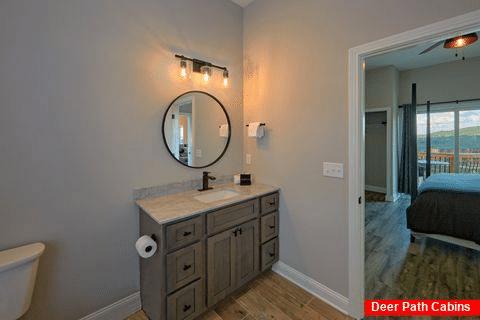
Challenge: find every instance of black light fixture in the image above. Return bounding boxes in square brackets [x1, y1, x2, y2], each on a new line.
[175, 54, 229, 87]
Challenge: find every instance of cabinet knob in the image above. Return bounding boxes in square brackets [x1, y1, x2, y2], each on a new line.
[269, 252, 275, 257]
[268, 201, 276, 206]
[183, 264, 192, 271]
[183, 231, 192, 237]
[269, 225, 275, 229]
[183, 304, 191, 312]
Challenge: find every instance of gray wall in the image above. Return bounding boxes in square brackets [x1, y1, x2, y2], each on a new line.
[365, 112, 387, 189]
[399, 55, 480, 105]
[243, 0, 480, 298]
[365, 66, 399, 194]
[0, 0, 242, 319]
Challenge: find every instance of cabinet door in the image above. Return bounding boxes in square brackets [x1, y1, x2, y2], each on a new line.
[207, 229, 235, 307]
[235, 220, 259, 288]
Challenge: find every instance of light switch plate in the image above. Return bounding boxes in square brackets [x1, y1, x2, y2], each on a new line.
[323, 162, 344, 178]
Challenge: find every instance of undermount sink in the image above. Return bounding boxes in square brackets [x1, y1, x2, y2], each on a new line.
[193, 189, 240, 203]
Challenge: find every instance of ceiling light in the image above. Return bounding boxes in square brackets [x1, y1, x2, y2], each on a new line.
[444, 32, 478, 49]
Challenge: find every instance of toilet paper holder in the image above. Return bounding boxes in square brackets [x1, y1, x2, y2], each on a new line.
[145, 234, 157, 252]
[245, 123, 265, 127]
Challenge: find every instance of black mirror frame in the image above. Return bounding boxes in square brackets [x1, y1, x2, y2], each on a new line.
[162, 90, 231, 169]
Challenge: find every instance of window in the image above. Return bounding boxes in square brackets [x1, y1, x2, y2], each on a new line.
[417, 105, 480, 174]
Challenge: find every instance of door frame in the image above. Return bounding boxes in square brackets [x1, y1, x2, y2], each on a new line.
[347, 10, 480, 318]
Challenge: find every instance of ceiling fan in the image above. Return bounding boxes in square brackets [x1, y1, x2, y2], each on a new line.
[419, 32, 478, 55]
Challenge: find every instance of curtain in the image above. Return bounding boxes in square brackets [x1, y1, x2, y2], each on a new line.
[398, 84, 418, 202]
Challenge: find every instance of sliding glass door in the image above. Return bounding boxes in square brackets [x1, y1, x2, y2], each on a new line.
[417, 106, 480, 178]
[459, 110, 480, 173]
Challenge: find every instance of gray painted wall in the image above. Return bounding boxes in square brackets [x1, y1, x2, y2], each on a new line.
[365, 66, 399, 194]
[365, 112, 387, 189]
[0, 0, 242, 318]
[243, 0, 480, 298]
[399, 55, 480, 105]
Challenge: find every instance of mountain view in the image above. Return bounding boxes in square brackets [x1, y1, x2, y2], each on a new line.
[417, 125, 480, 153]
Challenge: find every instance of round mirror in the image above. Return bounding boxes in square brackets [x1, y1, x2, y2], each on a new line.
[162, 91, 231, 168]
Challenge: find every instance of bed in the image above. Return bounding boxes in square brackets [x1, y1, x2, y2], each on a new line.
[406, 173, 480, 249]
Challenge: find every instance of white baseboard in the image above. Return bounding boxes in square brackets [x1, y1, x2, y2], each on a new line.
[365, 185, 386, 193]
[272, 261, 350, 316]
[79, 291, 141, 320]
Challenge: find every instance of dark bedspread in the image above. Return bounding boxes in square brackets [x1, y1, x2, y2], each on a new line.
[406, 174, 480, 244]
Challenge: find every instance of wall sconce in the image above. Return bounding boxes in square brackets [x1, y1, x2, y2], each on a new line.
[175, 54, 229, 87]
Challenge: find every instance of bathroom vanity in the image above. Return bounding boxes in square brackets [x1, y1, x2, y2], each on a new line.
[136, 183, 279, 320]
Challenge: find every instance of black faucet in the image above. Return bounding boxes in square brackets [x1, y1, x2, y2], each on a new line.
[199, 171, 216, 191]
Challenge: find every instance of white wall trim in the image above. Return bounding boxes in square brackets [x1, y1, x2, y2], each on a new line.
[79, 292, 141, 320]
[272, 261, 350, 315]
[365, 185, 386, 194]
[348, 9, 480, 319]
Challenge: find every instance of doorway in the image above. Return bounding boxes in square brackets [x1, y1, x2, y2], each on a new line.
[347, 10, 480, 318]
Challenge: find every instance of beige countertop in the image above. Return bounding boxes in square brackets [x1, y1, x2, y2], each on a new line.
[136, 182, 279, 225]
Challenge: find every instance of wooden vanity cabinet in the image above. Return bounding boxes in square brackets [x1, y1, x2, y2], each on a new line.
[139, 191, 279, 320]
[207, 219, 259, 307]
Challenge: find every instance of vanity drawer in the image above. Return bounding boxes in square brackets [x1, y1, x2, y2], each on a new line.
[260, 192, 279, 215]
[166, 216, 203, 252]
[166, 242, 203, 294]
[207, 199, 259, 235]
[167, 279, 204, 320]
[260, 212, 278, 243]
[261, 237, 279, 271]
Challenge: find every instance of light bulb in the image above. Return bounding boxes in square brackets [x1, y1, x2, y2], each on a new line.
[180, 59, 187, 79]
[201, 66, 211, 84]
[223, 69, 229, 87]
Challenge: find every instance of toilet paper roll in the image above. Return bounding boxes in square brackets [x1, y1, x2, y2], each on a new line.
[247, 122, 264, 138]
[135, 235, 157, 258]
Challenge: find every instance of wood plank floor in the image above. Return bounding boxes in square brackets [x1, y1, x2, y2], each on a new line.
[125, 271, 352, 320]
[364, 194, 480, 304]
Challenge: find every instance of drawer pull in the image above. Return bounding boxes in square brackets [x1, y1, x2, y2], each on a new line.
[268, 201, 276, 206]
[183, 304, 192, 312]
[183, 264, 192, 271]
[233, 228, 242, 237]
[269, 225, 275, 229]
[269, 252, 275, 257]
[183, 231, 192, 237]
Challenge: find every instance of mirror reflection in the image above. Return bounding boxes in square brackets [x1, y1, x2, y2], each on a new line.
[162, 91, 231, 168]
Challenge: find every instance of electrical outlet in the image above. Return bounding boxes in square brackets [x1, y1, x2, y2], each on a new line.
[196, 149, 202, 158]
[246, 153, 252, 165]
[323, 162, 344, 178]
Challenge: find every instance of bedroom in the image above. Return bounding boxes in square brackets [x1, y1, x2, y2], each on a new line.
[364, 35, 480, 300]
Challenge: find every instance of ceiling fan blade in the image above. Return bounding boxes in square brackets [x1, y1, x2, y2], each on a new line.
[419, 40, 443, 55]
